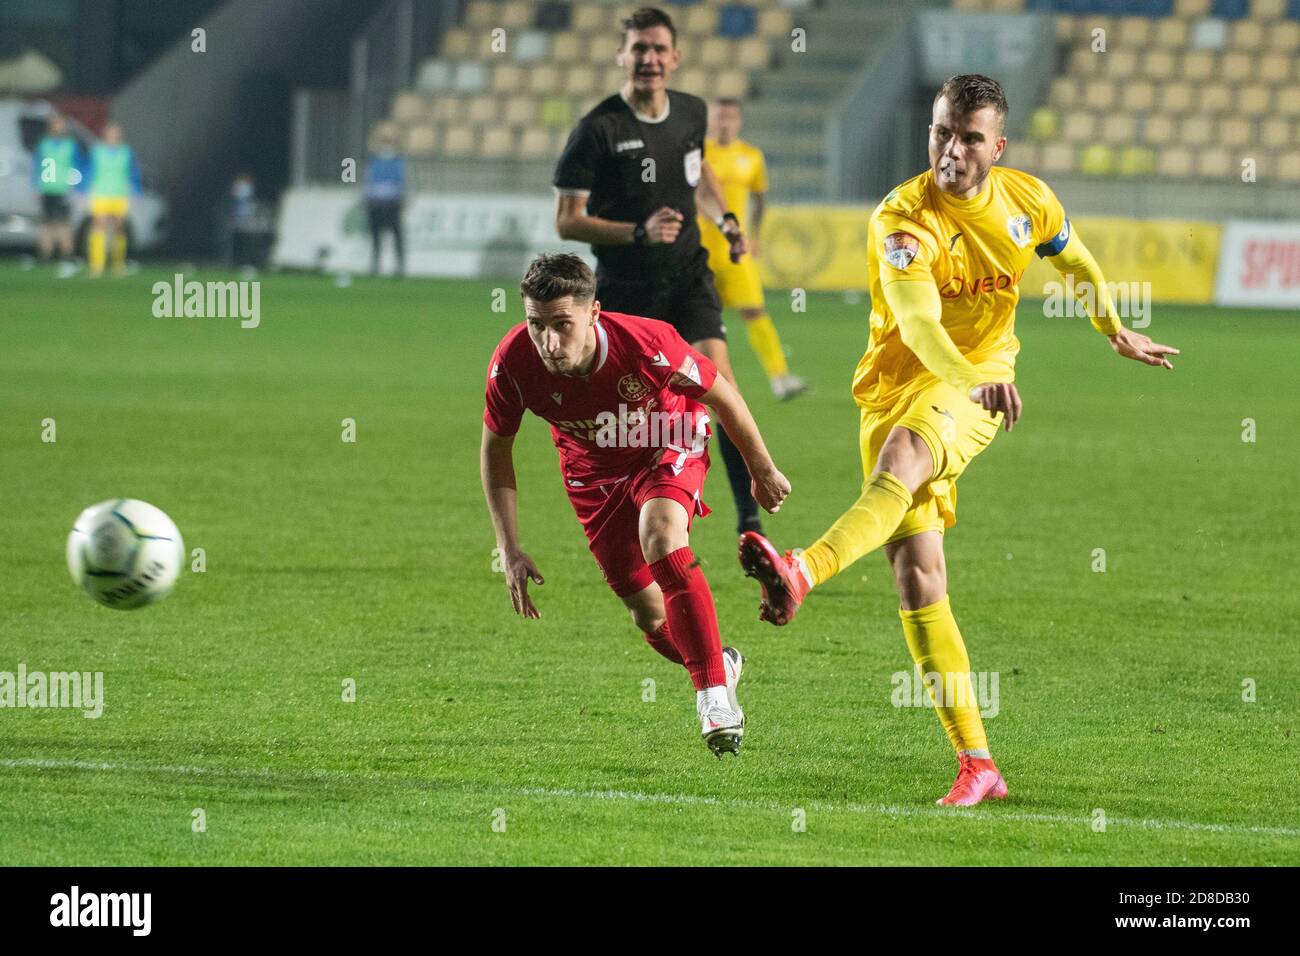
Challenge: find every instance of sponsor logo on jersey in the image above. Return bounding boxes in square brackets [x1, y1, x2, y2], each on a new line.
[938, 269, 1026, 298]
[618, 374, 651, 402]
[883, 231, 920, 270]
[615, 139, 645, 153]
[684, 147, 702, 187]
[1007, 214, 1034, 248]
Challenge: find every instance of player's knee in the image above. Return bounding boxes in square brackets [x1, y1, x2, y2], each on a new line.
[628, 605, 665, 634]
[893, 561, 946, 607]
[875, 430, 934, 493]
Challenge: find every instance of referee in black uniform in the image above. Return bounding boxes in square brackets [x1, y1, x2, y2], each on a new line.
[554, 5, 764, 535]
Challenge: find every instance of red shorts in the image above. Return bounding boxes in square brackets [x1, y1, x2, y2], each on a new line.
[566, 454, 712, 597]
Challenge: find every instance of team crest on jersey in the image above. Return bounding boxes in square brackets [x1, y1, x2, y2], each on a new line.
[618, 374, 651, 402]
[684, 147, 702, 187]
[1007, 214, 1034, 248]
[883, 231, 920, 270]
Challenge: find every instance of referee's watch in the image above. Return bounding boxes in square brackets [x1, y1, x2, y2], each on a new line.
[632, 222, 647, 245]
[718, 212, 739, 231]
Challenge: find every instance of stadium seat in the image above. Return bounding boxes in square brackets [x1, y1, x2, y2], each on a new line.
[503, 95, 536, 126]
[1028, 107, 1059, 142]
[540, 95, 574, 128]
[1178, 115, 1213, 145]
[392, 92, 425, 123]
[1238, 85, 1271, 116]
[1261, 118, 1293, 148]
[1277, 151, 1300, 184]
[1007, 141, 1041, 172]
[1180, 51, 1214, 81]
[1229, 19, 1264, 49]
[1105, 50, 1138, 80]
[1048, 77, 1078, 109]
[517, 126, 554, 159]
[1084, 79, 1117, 110]
[1253, 0, 1286, 14]
[1141, 114, 1175, 145]
[699, 37, 731, 68]
[549, 33, 582, 63]
[1276, 85, 1300, 117]
[442, 125, 477, 157]
[492, 64, 526, 94]
[1218, 117, 1252, 148]
[1190, 18, 1227, 50]
[465, 1, 495, 29]
[431, 97, 463, 123]
[1174, 0, 1210, 15]
[1158, 81, 1194, 113]
[417, 58, 454, 92]
[718, 5, 758, 39]
[1101, 114, 1136, 145]
[682, 7, 718, 36]
[1068, 48, 1100, 76]
[1155, 18, 1190, 49]
[1199, 83, 1231, 113]
[1220, 51, 1251, 82]
[404, 124, 439, 157]
[453, 62, 490, 94]
[535, 0, 572, 32]
[1063, 112, 1098, 144]
[1122, 80, 1155, 111]
[738, 37, 770, 70]
[1258, 53, 1290, 83]
[1115, 16, 1153, 47]
[1156, 146, 1194, 177]
[480, 126, 516, 158]
[715, 68, 749, 98]
[1208, 0, 1248, 19]
[1196, 147, 1232, 178]
[1078, 144, 1114, 176]
[564, 65, 599, 95]
[1040, 143, 1075, 175]
[1142, 50, 1177, 80]
[572, 4, 607, 33]
[757, 8, 793, 39]
[466, 94, 499, 126]
[528, 64, 561, 95]
[512, 30, 550, 62]
[1117, 146, 1156, 177]
[674, 68, 710, 96]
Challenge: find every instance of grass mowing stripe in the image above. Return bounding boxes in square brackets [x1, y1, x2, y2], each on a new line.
[5, 758, 1297, 839]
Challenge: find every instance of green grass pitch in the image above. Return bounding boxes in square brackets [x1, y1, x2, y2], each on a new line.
[0, 262, 1296, 865]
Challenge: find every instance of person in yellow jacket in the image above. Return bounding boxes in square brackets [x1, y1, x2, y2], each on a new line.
[699, 98, 807, 400]
[739, 75, 1180, 806]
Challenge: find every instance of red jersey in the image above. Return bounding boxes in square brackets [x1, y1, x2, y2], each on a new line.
[483, 311, 719, 487]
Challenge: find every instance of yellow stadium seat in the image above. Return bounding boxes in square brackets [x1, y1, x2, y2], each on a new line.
[503, 95, 535, 126]
[1181, 51, 1214, 82]
[674, 68, 710, 97]
[738, 37, 770, 71]
[1048, 77, 1078, 108]
[1266, 21, 1300, 52]
[1174, 0, 1209, 16]
[466, 94, 498, 125]
[392, 93, 425, 124]
[1117, 147, 1155, 177]
[1069, 48, 1100, 75]
[1200, 83, 1232, 112]
[529, 64, 561, 95]
[1155, 18, 1190, 48]
[1115, 16, 1152, 47]
[758, 9, 793, 39]
[441, 29, 472, 59]
[404, 124, 438, 157]
[1261, 118, 1292, 148]
[1220, 52, 1251, 83]
[1178, 116, 1213, 145]
[1218, 117, 1252, 148]
[1277, 151, 1300, 183]
[1254, 0, 1286, 14]
[584, 34, 617, 64]
[1159, 81, 1194, 114]
[565, 65, 599, 96]
[1196, 148, 1231, 179]
[1238, 85, 1271, 117]
[989, 0, 1021, 11]
[442, 125, 476, 157]
[1230, 20, 1264, 51]
[492, 64, 526, 94]
[499, 2, 530, 30]
[1053, 15, 1079, 43]
[1006, 142, 1041, 171]
[682, 7, 717, 36]
[1143, 50, 1177, 80]
[1101, 114, 1136, 145]
[1278, 86, 1300, 117]
[465, 1, 495, 29]
[1063, 112, 1098, 144]
[1078, 144, 1114, 175]
[1028, 107, 1059, 142]
[1084, 79, 1116, 110]
[431, 97, 463, 123]
[517, 127, 553, 160]
[1141, 115, 1175, 146]
[539, 96, 573, 128]
[549, 34, 582, 65]
[480, 126, 515, 158]
[1157, 147, 1193, 178]
[601, 66, 626, 92]
[715, 69, 748, 99]
[1040, 142, 1075, 175]
[1106, 50, 1138, 80]
[1122, 80, 1155, 112]
[1259, 53, 1290, 83]
[699, 37, 730, 69]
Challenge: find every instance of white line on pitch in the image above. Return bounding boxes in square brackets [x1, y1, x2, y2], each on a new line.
[4, 757, 1298, 839]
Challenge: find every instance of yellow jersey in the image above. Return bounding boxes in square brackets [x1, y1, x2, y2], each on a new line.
[854, 165, 1071, 411]
[699, 137, 768, 248]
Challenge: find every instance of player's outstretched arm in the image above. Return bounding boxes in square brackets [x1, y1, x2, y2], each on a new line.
[480, 424, 543, 618]
[883, 278, 1023, 431]
[1047, 233, 1180, 369]
[695, 374, 790, 512]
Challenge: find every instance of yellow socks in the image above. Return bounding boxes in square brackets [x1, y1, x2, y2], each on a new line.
[800, 471, 912, 585]
[111, 232, 127, 273]
[88, 227, 106, 276]
[900, 595, 989, 756]
[745, 313, 789, 380]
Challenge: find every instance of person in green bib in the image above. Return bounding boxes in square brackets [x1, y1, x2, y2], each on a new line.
[32, 114, 84, 268]
[84, 122, 141, 277]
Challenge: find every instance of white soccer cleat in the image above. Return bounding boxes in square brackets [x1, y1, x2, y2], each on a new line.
[771, 374, 808, 401]
[700, 648, 745, 758]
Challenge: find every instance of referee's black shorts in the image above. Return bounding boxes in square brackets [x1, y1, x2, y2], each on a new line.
[596, 261, 725, 344]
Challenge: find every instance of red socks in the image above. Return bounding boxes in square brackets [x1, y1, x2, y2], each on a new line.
[643, 623, 683, 665]
[647, 547, 726, 690]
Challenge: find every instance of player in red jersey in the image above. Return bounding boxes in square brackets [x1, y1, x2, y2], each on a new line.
[481, 253, 791, 756]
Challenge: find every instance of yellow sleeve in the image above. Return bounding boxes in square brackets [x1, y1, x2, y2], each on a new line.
[751, 148, 768, 194]
[882, 278, 1013, 394]
[1046, 231, 1123, 336]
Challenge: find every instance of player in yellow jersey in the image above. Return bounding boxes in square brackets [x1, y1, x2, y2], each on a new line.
[739, 75, 1180, 806]
[699, 99, 807, 400]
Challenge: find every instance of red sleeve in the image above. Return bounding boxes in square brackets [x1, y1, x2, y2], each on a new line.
[483, 350, 525, 436]
[646, 326, 717, 400]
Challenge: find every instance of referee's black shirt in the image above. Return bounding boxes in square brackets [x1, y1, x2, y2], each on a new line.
[554, 89, 710, 281]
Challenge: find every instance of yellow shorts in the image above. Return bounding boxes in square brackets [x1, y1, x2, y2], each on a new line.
[89, 197, 129, 218]
[859, 380, 1002, 544]
[705, 246, 765, 310]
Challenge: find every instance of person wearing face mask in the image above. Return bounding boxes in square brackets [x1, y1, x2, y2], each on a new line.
[364, 123, 407, 277]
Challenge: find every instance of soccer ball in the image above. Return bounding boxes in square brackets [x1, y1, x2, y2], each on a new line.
[66, 499, 184, 610]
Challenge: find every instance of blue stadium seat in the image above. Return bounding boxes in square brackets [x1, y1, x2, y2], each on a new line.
[718, 5, 757, 39]
[1288, 0, 1300, 19]
[1210, 0, 1249, 18]
[535, 1, 571, 31]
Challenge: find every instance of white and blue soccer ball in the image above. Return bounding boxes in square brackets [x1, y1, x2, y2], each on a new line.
[66, 499, 184, 610]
